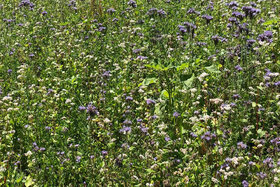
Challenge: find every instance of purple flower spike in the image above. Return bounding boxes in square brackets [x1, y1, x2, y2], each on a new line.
[202, 15, 213, 24]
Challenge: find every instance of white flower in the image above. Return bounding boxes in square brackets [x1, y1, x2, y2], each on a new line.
[212, 177, 219, 184]
[210, 98, 223, 104]
[190, 88, 197, 93]
[104, 118, 111, 123]
[3, 96, 12, 101]
[25, 151, 33, 157]
[198, 72, 209, 82]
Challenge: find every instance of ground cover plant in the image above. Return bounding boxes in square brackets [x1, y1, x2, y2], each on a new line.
[0, 0, 280, 186]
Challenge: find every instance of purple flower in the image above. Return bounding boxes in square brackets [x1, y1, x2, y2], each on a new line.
[78, 106, 86, 111]
[45, 126, 51, 131]
[128, 0, 137, 8]
[274, 81, 280, 86]
[101, 150, 108, 156]
[120, 126, 132, 133]
[242, 180, 249, 187]
[14, 161, 21, 166]
[264, 31, 273, 38]
[123, 119, 132, 125]
[201, 131, 216, 141]
[137, 56, 148, 60]
[112, 18, 118, 22]
[190, 132, 198, 138]
[146, 99, 156, 105]
[235, 65, 243, 71]
[257, 172, 267, 179]
[183, 22, 197, 33]
[242, 6, 260, 18]
[232, 11, 245, 20]
[258, 31, 273, 43]
[202, 15, 213, 24]
[247, 39, 256, 47]
[140, 126, 148, 133]
[165, 136, 171, 141]
[102, 70, 111, 78]
[76, 156, 81, 162]
[147, 8, 158, 16]
[98, 27, 106, 32]
[7, 69, 12, 73]
[237, 142, 247, 149]
[227, 1, 239, 8]
[107, 8, 116, 14]
[86, 104, 99, 116]
[228, 17, 238, 23]
[173, 112, 180, 118]
[125, 96, 133, 101]
[187, 8, 200, 15]
[232, 94, 241, 99]
[151, 115, 158, 119]
[42, 11, 47, 16]
[133, 48, 141, 54]
[157, 9, 167, 17]
[178, 25, 187, 34]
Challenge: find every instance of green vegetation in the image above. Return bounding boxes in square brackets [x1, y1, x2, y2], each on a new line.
[0, 0, 280, 186]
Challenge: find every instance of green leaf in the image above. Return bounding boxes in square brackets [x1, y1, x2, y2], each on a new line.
[146, 169, 155, 174]
[205, 64, 220, 74]
[154, 103, 163, 116]
[257, 129, 266, 137]
[181, 126, 187, 134]
[160, 90, 169, 99]
[16, 173, 24, 183]
[145, 64, 164, 71]
[183, 74, 195, 88]
[252, 102, 257, 108]
[176, 63, 189, 71]
[139, 78, 158, 87]
[217, 129, 223, 135]
[25, 175, 34, 187]
[263, 19, 279, 26]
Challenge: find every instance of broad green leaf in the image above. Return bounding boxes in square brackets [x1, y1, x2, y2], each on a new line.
[139, 78, 158, 87]
[183, 74, 195, 88]
[181, 126, 187, 134]
[252, 102, 257, 108]
[217, 129, 223, 135]
[146, 169, 155, 174]
[160, 90, 169, 99]
[25, 175, 34, 187]
[16, 173, 24, 183]
[263, 19, 279, 26]
[176, 63, 189, 71]
[257, 129, 266, 137]
[154, 103, 163, 116]
[205, 64, 220, 74]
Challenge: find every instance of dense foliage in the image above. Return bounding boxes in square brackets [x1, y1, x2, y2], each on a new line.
[1, 0, 280, 186]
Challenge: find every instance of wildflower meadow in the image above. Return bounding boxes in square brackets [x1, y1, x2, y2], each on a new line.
[0, 0, 280, 186]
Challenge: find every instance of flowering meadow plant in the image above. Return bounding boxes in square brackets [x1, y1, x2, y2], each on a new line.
[0, 0, 280, 186]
